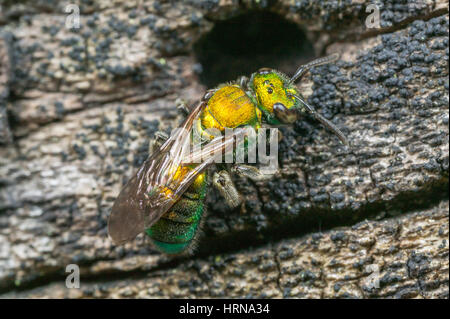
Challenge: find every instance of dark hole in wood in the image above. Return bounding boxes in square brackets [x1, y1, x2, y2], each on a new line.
[193, 11, 315, 88]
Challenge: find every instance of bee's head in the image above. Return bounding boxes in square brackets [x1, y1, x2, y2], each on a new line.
[250, 66, 348, 145]
[249, 54, 348, 145]
[250, 68, 300, 125]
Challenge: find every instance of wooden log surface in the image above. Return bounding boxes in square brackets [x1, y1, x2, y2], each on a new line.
[0, 0, 448, 298]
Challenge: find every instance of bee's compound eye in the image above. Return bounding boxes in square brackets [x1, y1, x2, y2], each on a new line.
[258, 68, 272, 75]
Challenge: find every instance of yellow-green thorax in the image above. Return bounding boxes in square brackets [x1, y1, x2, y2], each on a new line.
[199, 84, 262, 136]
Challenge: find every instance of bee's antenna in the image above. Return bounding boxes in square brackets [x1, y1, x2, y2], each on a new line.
[288, 92, 349, 146]
[288, 53, 340, 85]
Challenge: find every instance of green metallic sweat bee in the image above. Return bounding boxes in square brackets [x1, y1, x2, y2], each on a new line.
[108, 54, 348, 255]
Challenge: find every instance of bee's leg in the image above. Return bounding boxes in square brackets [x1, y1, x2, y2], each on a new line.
[152, 131, 169, 151]
[231, 164, 276, 181]
[175, 98, 190, 116]
[212, 170, 242, 208]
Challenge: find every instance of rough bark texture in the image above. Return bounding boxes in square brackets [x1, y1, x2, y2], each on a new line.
[0, 0, 448, 298]
[2, 200, 449, 298]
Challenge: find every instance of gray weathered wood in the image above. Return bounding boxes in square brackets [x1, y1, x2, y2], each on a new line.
[0, 0, 448, 298]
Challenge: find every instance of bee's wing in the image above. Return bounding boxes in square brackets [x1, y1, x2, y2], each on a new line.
[108, 101, 206, 244]
[108, 101, 247, 245]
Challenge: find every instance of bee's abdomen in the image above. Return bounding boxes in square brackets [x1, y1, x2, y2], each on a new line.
[145, 172, 207, 254]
